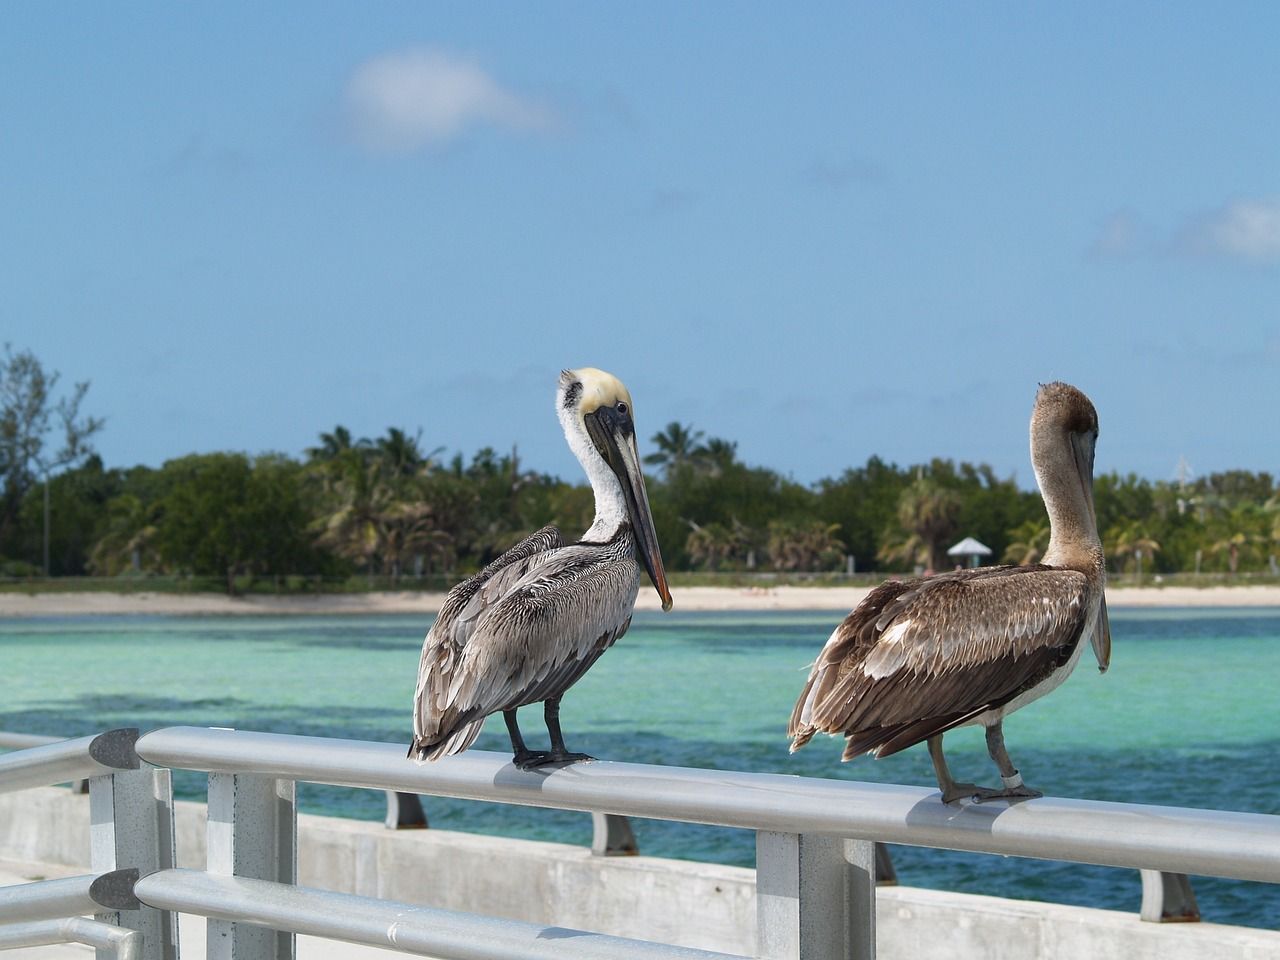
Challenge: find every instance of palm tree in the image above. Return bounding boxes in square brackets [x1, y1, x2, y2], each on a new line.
[88, 494, 160, 576]
[306, 425, 370, 463]
[766, 519, 844, 572]
[1208, 506, 1267, 575]
[685, 518, 757, 570]
[1002, 518, 1050, 565]
[699, 437, 738, 477]
[686, 522, 736, 571]
[877, 530, 931, 572]
[376, 427, 443, 478]
[880, 474, 961, 572]
[644, 422, 705, 476]
[313, 460, 391, 574]
[1105, 520, 1161, 578]
[375, 499, 452, 581]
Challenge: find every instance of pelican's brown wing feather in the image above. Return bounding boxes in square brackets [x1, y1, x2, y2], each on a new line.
[789, 566, 1090, 759]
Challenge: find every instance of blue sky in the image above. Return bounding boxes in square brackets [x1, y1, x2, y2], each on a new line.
[4, 4, 1277, 488]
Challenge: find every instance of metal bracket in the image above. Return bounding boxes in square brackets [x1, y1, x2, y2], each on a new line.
[90, 868, 141, 911]
[591, 813, 638, 856]
[384, 791, 428, 829]
[873, 843, 897, 886]
[1140, 870, 1200, 922]
[88, 730, 141, 771]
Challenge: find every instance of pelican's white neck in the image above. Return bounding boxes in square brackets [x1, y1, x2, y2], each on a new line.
[557, 400, 628, 541]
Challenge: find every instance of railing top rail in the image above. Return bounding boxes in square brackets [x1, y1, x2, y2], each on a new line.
[137, 725, 1280, 884]
[0, 732, 63, 751]
[0, 729, 138, 796]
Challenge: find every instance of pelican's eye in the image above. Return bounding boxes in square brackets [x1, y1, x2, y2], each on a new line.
[616, 402, 628, 415]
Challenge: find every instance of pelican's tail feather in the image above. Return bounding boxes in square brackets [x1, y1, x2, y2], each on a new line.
[409, 719, 486, 763]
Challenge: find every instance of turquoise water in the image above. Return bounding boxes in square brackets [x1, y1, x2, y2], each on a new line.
[2, 608, 1278, 928]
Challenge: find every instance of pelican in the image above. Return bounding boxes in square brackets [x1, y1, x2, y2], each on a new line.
[410, 368, 672, 769]
[788, 382, 1110, 803]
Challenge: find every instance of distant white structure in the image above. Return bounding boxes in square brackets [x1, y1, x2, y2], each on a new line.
[947, 536, 992, 568]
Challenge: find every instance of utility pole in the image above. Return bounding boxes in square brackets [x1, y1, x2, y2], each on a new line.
[43, 471, 50, 577]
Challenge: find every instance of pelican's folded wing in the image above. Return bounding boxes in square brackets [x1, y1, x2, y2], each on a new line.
[790, 566, 1092, 758]
[412, 525, 565, 748]
[434, 551, 639, 740]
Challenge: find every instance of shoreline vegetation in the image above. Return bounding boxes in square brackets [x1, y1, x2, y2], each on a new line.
[3, 347, 1278, 593]
[4, 583, 1280, 617]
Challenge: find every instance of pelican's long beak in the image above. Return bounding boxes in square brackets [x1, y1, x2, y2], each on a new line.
[1092, 594, 1111, 673]
[585, 408, 673, 611]
[1071, 431, 1099, 534]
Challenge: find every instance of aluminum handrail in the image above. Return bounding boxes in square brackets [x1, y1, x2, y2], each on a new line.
[0, 875, 99, 924]
[135, 726, 1280, 884]
[0, 733, 61, 751]
[134, 869, 744, 960]
[0, 729, 138, 795]
[0, 870, 142, 924]
[0, 917, 142, 960]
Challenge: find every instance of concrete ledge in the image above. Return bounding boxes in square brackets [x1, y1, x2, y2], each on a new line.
[2, 786, 1277, 959]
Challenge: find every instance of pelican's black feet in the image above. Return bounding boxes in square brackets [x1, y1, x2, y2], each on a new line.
[972, 785, 1042, 804]
[521, 750, 595, 768]
[511, 749, 552, 770]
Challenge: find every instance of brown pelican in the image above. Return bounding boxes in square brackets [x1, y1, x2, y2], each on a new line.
[410, 368, 672, 769]
[788, 382, 1110, 802]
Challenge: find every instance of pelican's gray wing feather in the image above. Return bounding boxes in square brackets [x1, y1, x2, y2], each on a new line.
[411, 525, 566, 754]
[437, 549, 639, 737]
[789, 565, 1091, 758]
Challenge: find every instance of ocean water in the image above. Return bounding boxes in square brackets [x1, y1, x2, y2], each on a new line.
[2, 607, 1278, 928]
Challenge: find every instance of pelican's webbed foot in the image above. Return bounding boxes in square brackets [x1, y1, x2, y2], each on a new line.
[939, 782, 988, 804]
[520, 749, 595, 768]
[511, 749, 553, 770]
[971, 784, 1042, 804]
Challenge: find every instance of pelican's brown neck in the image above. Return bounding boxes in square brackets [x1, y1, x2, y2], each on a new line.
[1032, 419, 1103, 576]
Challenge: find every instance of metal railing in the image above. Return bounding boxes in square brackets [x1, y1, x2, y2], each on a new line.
[0, 729, 633, 856]
[3, 725, 1280, 960]
[0, 729, 177, 960]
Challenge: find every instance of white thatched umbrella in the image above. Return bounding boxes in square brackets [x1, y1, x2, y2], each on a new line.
[947, 536, 993, 569]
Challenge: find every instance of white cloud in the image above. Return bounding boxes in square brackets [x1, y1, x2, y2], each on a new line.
[344, 49, 556, 152]
[1178, 198, 1280, 264]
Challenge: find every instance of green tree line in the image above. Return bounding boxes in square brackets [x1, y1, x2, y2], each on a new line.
[3, 348, 1278, 590]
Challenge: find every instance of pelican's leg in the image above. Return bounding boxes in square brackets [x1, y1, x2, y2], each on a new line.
[505, 709, 550, 770]
[972, 721, 1043, 803]
[528, 697, 594, 766]
[928, 734, 988, 804]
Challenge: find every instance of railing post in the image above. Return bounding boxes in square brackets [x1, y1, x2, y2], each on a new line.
[1140, 870, 1200, 922]
[756, 832, 875, 960]
[88, 730, 178, 960]
[207, 773, 297, 960]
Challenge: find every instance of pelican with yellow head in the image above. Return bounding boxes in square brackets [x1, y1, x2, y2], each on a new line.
[411, 367, 672, 769]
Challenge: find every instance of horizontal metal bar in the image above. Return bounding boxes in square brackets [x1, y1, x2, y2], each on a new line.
[0, 875, 98, 923]
[0, 729, 138, 795]
[135, 869, 744, 960]
[136, 726, 1280, 884]
[0, 732, 62, 751]
[0, 917, 142, 960]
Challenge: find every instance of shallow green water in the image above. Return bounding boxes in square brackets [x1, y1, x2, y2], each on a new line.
[2, 608, 1277, 927]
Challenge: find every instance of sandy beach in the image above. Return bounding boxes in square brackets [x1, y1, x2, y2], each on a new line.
[1, 584, 1278, 618]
